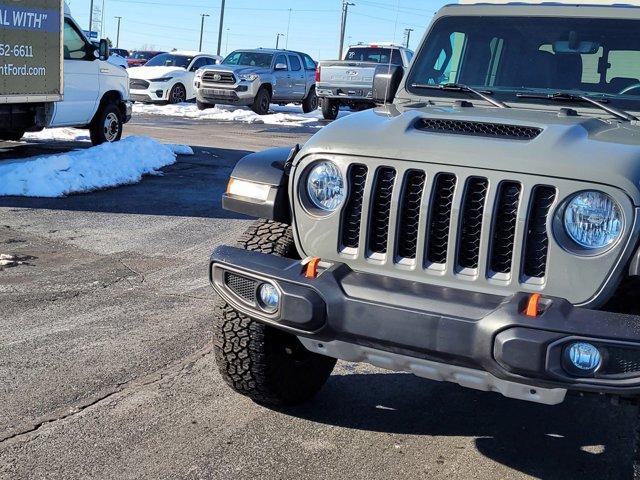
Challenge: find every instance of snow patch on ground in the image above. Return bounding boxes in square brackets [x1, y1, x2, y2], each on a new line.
[133, 102, 350, 126]
[0, 136, 192, 198]
[24, 128, 91, 143]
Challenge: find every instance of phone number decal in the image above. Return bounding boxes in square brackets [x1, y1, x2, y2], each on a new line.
[0, 44, 35, 58]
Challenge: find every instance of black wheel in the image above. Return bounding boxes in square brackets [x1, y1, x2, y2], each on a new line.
[251, 87, 271, 115]
[168, 83, 187, 104]
[321, 98, 339, 120]
[0, 129, 25, 141]
[302, 86, 318, 113]
[89, 103, 123, 146]
[197, 100, 215, 110]
[213, 219, 337, 406]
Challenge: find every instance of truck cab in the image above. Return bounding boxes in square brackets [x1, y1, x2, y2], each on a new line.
[210, 2, 640, 474]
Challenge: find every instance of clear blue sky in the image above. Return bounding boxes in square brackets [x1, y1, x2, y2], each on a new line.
[65, 0, 450, 60]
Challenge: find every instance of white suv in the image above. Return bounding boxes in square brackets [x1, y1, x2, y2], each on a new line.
[128, 51, 221, 104]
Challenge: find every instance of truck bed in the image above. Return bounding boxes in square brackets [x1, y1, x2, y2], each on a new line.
[316, 61, 381, 101]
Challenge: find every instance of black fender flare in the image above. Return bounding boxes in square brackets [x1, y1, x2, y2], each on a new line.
[222, 145, 299, 223]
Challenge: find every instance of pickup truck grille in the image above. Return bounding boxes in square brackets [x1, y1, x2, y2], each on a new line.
[202, 71, 236, 84]
[341, 166, 557, 281]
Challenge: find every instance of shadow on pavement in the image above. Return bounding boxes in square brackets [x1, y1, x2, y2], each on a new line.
[0, 145, 250, 220]
[286, 372, 636, 480]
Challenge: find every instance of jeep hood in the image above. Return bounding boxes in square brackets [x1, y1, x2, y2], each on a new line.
[300, 105, 640, 205]
[128, 66, 186, 80]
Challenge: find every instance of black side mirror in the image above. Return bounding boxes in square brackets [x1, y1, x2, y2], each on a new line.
[372, 64, 404, 105]
[99, 39, 110, 60]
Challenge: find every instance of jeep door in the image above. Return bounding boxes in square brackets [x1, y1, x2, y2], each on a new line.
[272, 53, 292, 101]
[287, 54, 306, 100]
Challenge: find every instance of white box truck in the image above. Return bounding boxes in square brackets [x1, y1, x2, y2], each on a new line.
[0, 1, 131, 145]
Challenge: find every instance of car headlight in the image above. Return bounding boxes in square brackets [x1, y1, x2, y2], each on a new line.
[195, 69, 205, 78]
[563, 191, 623, 250]
[239, 73, 258, 82]
[306, 161, 346, 212]
[149, 77, 173, 82]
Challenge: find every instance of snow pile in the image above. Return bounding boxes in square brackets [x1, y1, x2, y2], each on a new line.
[0, 136, 193, 198]
[24, 128, 91, 142]
[133, 102, 349, 126]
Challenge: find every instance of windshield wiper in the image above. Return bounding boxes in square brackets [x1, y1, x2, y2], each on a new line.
[516, 91, 638, 122]
[411, 82, 509, 109]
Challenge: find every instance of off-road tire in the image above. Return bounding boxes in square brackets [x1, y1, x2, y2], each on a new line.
[89, 103, 123, 146]
[0, 129, 25, 141]
[302, 86, 318, 113]
[197, 100, 215, 110]
[321, 98, 339, 120]
[251, 87, 271, 115]
[213, 219, 337, 406]
[168, 83, 187, 104]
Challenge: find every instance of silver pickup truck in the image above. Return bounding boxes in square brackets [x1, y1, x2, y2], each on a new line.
[316, 44, 413, 120]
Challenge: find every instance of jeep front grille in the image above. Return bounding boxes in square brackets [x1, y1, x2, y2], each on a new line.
[340, 166, 557, 282]
[202, 71, 236, 84]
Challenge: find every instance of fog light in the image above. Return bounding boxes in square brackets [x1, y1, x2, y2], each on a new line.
[258, 283, 280, 312]
[567, 342, 602, 372]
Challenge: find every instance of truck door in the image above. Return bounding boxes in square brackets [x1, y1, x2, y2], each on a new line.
[52, 19, 100, 126]
[287, 54, 306, 100]
[272, 54, 291, 101]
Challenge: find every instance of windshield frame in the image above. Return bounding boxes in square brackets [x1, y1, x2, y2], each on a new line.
[402, 12, 640, 115]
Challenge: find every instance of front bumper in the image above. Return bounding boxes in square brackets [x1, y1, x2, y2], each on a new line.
[210, 245, 640, 404]
[130, 84, 169, 103]
[195, 80, 258, 106]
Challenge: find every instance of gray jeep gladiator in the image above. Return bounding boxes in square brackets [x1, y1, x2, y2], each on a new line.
[211, 2, 640, 473]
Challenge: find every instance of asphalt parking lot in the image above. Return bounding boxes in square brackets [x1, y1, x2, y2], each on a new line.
[0, 114, 638, 480]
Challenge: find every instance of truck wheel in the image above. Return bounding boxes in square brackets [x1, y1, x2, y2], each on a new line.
[302, 86, 318, 113]
[321, 98, 339, 120]
[89, 103, 123, 146]
[168, 83, 187, 104]
[0, 129, 25, 141]
[197, 100, 215, 111]
[251, 87, 271, 115]
[213, 219, 337, 406]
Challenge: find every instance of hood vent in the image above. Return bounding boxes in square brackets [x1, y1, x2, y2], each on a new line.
[415, 118, 542, 141]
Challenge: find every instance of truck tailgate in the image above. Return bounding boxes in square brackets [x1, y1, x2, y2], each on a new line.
[318, 61, 380, 88]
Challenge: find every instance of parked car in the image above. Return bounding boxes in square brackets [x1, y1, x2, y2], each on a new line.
[128, 51, 221, 104]
[193, 49, 318, 115]
[93, 42, 127, 69]
[209, 1, 640, 474]
[127, 50, 165, 68]
[111, 48, 130, 59]
[316, 43, 413, 120]
[0, 2, 131, 145]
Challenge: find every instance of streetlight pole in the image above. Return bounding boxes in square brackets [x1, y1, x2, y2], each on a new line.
[114, 16, 122, 48]
[199, 13, 210, 52]
[89, 0, 94, 34]
[338, 1, 355, 60]
[225, 28, 230, 56]
[276, 33, 284, 50]
[285, 8, 292, 49]
[216, 0, 226, 56]
[403, 28, 414, 49]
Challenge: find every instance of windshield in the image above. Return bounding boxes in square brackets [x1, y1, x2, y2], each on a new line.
[407, 16, 640, 109]
[131, 51, 158, 60]
[223, 51, 273, 68]
[145, 54, 192, 68]
[345, 47, 403, 65]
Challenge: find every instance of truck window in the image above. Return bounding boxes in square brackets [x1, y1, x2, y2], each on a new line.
[607, 51, 640, 84]
[301, 54, 317, 70]
[345, 47, 404, 65]
[274, 54, 288, 69]
[63, 20, 90, 60]
[288, 55, 302, 71]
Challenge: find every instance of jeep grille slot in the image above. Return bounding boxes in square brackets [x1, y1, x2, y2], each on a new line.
[415, 118, 542, 140]
[457, 178, 489, 270]
[396, 170, 427, 260]
[341, 165, 368, 250]
[489, 182, 522, 275]
[523, 186, 557, 279]
[224, 271, 258, 306]
[426, 173, 457, 265]
[368, 167, 396, 255]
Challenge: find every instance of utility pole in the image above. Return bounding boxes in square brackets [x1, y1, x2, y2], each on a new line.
[285, 8, 292, 49]
[216, 0, 226, 56]
[276, 33, 285, 50]
[403, 28, 414, 49]
[100, 0, 105, 38]
[338, 1, 355, 60]
[89, 0, 94, 33]
[225, 28, 230, 56]
[199, 13, 210, 52]
[114, 16, 122, 48]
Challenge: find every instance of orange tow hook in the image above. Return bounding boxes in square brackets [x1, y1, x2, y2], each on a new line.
[525, 293, 542, 318]
[305, 257, 321, 279]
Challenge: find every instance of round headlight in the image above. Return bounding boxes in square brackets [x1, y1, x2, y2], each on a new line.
[306, 161, 346, 212]
[563, 191, 623, 250]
